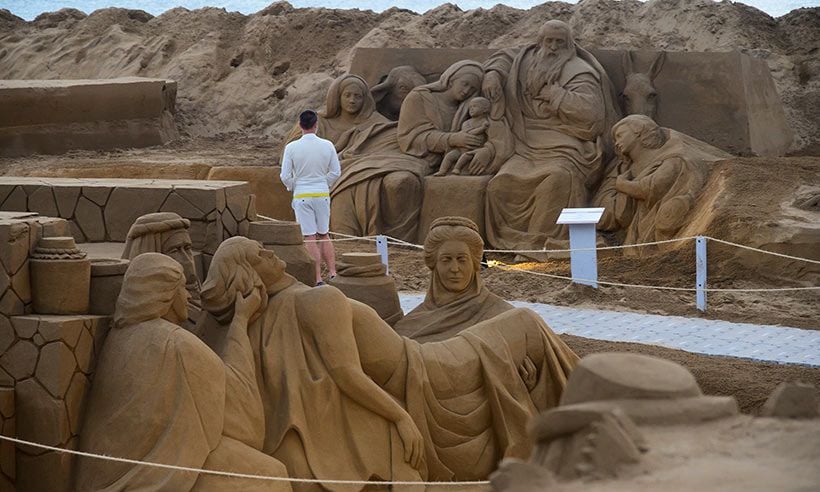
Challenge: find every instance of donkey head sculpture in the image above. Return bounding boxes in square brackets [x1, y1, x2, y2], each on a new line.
[621, 51, 666, 118]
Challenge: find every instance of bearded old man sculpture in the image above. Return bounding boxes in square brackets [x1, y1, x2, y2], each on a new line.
[199, 236, 577, 489]
[481, 20, 618, 250]
[76, 253, 291, 491]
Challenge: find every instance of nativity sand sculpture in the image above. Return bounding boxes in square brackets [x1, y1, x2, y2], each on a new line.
[371, 65, 427, 121]
[121, 211, 202, 328]
[598, 114, 731, 248]
[75, 253, 291, 491]
[287, 74, 430, 242]
[198, 235, 578, 488]
[481, 19, 619, 251]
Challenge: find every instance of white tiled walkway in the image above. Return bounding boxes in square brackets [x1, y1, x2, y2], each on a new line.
[399, 293, 820, 367]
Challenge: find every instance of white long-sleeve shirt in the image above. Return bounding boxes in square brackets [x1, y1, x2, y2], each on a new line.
[280, 133, 341, 198]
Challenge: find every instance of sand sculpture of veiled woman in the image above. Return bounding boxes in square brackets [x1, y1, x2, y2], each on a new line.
[76, 253, 290, 492]
[394, 217, 520, 342]
[398, 60, 512, 176]
[200, 236, 579, 488]
[287, 74, 430, 242]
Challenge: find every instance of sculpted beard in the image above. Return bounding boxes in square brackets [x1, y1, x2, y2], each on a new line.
[526, 42, 574, 98]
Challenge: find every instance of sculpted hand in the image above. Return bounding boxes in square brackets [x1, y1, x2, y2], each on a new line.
[482, 71, 503, 102]
[450, 132, 483, 150]
[396, 416, 424, 470]
[234, 289, 262, 322]
[518, 356, 538, 392]
[467, 147, 493, 175]
[615, 175, 632, 193]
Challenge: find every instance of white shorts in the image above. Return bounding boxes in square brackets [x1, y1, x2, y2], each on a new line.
[292, 196, 330, 236]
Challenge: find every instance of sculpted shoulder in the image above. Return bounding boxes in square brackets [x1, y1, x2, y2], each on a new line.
[559, 55, 600, 86]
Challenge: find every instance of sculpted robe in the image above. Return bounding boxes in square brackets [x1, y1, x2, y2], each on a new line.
[76, 320, 290, 492]
[484, 46, 608, 250]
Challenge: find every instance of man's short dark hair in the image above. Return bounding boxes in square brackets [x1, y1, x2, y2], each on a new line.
[299, 110, 318, 130]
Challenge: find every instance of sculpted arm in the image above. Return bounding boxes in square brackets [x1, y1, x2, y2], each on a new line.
[544, 73, 605, 138]
[295, 287, 423, 467]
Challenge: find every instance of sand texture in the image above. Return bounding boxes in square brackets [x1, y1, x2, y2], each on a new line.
[0, 0, 818, 154]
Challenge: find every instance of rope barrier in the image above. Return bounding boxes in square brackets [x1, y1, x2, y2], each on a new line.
[484, 236, 698, 254]
[0, 435, 489, 487]
[707, 237, 820, 265]
[486, 262, 820, 293]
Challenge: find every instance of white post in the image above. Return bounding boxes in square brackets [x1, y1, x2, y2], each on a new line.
[557, 208, 605, 289]
[696, 236, 707, 312]
[376, 235, 389, 275]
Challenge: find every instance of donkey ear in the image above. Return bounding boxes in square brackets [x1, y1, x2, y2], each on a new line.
[648, 51, 667, 81]
[622, 50, 635, 75]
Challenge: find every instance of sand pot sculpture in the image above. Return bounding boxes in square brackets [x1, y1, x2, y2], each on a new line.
[29, 236, 90, 315]
[75, 253, 291, 491]
[121, 212, 202, 329]
[595, 115, 731, 249]
[285, 74, 430, 243]
[198, 236, 578, 488]
[328, 252, 403, 326]
[481, 20, 620, 251]
[371, 65, 427, 121]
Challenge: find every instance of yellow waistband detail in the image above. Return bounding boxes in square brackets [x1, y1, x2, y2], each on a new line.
[293, 192, 330, 199]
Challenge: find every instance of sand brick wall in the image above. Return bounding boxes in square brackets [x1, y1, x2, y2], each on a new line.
[0, 178, 257, 256]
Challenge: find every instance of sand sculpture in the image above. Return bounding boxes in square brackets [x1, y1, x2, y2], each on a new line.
[76, 253, 291, 491]
[490, 352, 740, 491]
[328, 252, 404, 326]
[287, 74, 430, 242]
[596, 115, 731, 249]
[481, 20, 618, 252]
[395, 217, 563, 346]
[619, 51, 666, 119]
[29, 236, 90, 315]
[198, 236, 578, 487]
[371, 65, 427, 121]
[247, 220, 316, 287]
[121, 212, 202, 328]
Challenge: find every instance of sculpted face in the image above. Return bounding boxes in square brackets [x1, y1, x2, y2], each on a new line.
[448, 73, 480, 103]
[253, 245, 287, 289]
[613, 123, 640, 158]
[162, 229, 199, 289]
[341, 84, 365, 115]
[435, 240, 474, 293]
[540, 24, 570, 58]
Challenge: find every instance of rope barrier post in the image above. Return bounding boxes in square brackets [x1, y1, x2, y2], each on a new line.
[376, 235, 389, 275]
[696, 236, 707, 312]
[557, 207, 605, 288]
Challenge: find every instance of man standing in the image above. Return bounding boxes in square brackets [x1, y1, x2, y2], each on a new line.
[481, 20, 616, 252]
[280, 109, 341, 285]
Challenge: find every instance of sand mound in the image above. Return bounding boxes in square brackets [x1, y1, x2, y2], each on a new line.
[0, 1, 817, 153]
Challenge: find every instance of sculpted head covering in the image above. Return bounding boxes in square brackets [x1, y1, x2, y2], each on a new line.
[423, 216, 485, 306]
[114, 253, 186, 329]
[200, 236, 268, 320]
[418, 60, 484, 95]
[121, 212, 191, 260]
[321, 74, 377, 123]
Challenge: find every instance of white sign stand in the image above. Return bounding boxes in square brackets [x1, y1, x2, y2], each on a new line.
[556, 208, 605, 288]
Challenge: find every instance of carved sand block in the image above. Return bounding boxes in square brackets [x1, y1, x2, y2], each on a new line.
[30, 237, 91, 315]
[207, 166, 294, 221]
[560, 353, 738, 425]
[0, 177, 256, 255]
[417, 175, 492, 244]
[88, 258, 129, 316]
[0, 386, 14, 489]
[0, 78, 179, 157]
[761, 382, 818, 419]
[248, 220, 316, 287]
[7, 314, 109, 492]
[329, 253, 403, 326]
